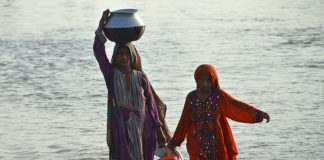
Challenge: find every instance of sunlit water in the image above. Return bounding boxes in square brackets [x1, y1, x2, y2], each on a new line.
[0, 0, 323, 159]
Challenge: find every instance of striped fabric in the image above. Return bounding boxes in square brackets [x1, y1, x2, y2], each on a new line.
[126, 112, 144, 160]
[113, 68, 145, 110]
[113, 68, 146, 160]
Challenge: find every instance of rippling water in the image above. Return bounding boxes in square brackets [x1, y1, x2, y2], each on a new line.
[1, 0, 323, 159]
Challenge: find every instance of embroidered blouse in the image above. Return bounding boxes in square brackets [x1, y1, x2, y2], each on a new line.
[168, 89, 263, 160]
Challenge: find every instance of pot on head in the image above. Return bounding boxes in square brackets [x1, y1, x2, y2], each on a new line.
[103, 8, 145, 43]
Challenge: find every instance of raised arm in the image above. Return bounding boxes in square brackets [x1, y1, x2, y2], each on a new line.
[93, 9, 113, 76]
[219, 90, 270, 123]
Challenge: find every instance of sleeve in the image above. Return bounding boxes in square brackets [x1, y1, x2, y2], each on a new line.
[167, 96, 192, 149]
[142, 73, 163, 128]
[219, 90, 263, 123]
[93, 30, 113, 78]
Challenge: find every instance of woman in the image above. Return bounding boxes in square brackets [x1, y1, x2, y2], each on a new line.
[93, 9, 168, 160]
[166, 64, 270, 160]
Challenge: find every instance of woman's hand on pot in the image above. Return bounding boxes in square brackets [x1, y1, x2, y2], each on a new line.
[97, 9, 110, 30]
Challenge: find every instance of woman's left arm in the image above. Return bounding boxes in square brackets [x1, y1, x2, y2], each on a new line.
[220, 90, 270, 123]
[142, 73, 163, 128]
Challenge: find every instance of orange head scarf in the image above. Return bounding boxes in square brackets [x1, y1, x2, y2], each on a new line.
[194, 64, 220, 89]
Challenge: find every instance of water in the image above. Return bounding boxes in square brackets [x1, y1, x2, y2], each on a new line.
[0, 0, 323, 159]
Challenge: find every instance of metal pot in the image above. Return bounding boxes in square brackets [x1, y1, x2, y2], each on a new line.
[103, 8, 145, 43]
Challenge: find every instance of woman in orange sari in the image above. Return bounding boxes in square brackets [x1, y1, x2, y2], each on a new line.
[166, 64, 270, 160]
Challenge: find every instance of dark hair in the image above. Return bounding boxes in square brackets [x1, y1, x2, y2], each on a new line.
[116, 44, 131, 54]
[111, 44, 134, 68]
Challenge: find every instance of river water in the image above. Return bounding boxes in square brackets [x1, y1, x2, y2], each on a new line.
[0, 0, 323, 159]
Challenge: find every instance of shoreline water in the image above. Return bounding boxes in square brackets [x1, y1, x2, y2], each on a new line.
[0, 0, 323, 159]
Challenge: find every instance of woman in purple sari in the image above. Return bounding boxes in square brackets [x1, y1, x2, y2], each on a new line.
[93, 9, 167, 160]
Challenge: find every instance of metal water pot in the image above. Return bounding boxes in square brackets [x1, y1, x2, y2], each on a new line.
[103, 8, 145, 43]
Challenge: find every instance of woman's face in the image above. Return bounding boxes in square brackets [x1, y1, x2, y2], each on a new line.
[115, 48, 131, 68]
[197, 76, 212, 92]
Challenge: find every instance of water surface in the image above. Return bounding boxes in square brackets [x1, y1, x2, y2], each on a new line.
[0, 0, 323, 159]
